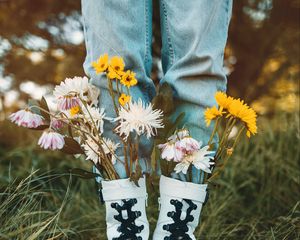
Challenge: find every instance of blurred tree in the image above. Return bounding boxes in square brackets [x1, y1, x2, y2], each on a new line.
[0, 0, 299, 107]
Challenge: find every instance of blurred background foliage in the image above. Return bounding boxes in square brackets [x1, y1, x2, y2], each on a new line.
[0, 0, 299, 239]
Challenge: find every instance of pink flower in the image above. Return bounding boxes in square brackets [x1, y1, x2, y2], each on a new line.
[158, 143, 184, 162]
[176, 137, 200, 153]
[51, 119, 64, 129]
[9, 109, 43, 128]
[57, 96, 80, 111]
[38, 131, 65, 150]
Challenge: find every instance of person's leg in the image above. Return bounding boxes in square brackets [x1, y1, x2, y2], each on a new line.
[159, 0, 233, 182]
[82, 0, 156, 179]
[154, 1, 233, 239]
[81, 1, 154, 239]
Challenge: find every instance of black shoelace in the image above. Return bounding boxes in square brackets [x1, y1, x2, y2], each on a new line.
[111, 198, 144, 240]
[163, 199, 197, 240]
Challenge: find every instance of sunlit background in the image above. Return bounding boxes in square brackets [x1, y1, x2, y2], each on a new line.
[0, 1, 299, 239]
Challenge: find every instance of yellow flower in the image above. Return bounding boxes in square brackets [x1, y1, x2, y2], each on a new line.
[226, 148, 234, 156]
[204, 106, 223, 126]
[227, 98, 257, 137]
[120, 70, 138, 88]
[70, 105, 81, 116]
[92, 54, 109, 73]
[107, 56, 125, 80]
[215, 91, 234, 110]
[119, 93, 131, 106]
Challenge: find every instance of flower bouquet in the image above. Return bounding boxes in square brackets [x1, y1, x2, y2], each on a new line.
[9, 53, 257, 239]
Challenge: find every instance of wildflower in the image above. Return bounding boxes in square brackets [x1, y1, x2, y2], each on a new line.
[51, 119, 64, 129]
[54, 76, 91, 110]
[204, 106, 223, 126]
[158, 142, 184, 162]
[176, 137, 200, 153]
[107, 56, 125, 80]
[174, 143, 215, 174]
[115, 99, 164, 139]
[81, 105, 106, 133]
[215, 91, 233, 110]
[119, 93, 131, 106]
[38, 130, 65, 150]
[92, 54, 109, 73]
[227, 98, 257, 137]
[82, 137, 101, 164]
[70, 105, 81, 117]
[102, 138, 120, 164]
[9, 109, 43, 128]
[120, 70, 137, 87]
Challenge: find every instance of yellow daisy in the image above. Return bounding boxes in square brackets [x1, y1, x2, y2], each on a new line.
[107, 56, 125, 80]
[120, 70, 138, 88]
[204, 106, 223, 126]
[118, 93, 131, 106]
[70, 105, 81, 117]
[227, 98, 257, 137]
[92, 54, 109, 73]
[215, 91, 234, 110]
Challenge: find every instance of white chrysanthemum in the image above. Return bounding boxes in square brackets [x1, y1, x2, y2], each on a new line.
[81, 105, 106, 133]
[115, 99, 164, 139]
[174, 142, 215, 174]
[53, 76, 90, 98]
[82, 137, 101, 164]
[102, 138, 120, 164]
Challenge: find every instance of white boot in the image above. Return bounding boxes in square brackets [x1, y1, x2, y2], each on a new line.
[101, 177, 149, 240]
[153, 175, 208, 240]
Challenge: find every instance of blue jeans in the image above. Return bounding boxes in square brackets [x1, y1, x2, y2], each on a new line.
[81, 0, 233, 182]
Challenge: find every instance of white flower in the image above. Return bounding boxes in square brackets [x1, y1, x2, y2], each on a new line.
[38, 130, 65, 150]
[158, 142, 184, 162]
[9, 109, 43, 128]
[176, 137, 200, 152]
[82, 137, 101, 164]
[115, 99, 164, 139]
[168, 129, 190, 142]
[53, 76, 99, 110]
[53, 76, 90, 99]
[174, 143, 215, 174]
[81, 105, 106, 133]
[102, 138, 120, 164]
[82, 137, 119, 165]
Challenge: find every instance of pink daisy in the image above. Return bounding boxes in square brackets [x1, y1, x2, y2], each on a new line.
[57, 96, 80, 111]
[38, 131, 65, 150]
[9, 109, 43, 128]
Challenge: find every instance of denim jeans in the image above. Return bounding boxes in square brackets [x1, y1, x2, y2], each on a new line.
[81, 0, 233, 182]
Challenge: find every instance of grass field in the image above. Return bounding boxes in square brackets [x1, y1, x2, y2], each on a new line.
[0, 113, 299, 240]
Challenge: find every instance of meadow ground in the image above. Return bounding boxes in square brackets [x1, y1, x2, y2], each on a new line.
[0, 113, 299, 240]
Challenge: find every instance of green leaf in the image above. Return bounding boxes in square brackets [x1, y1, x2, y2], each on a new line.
[39, 96, 50, 122]
[61, 137, 84, 154]
[69, 168, 101, 179]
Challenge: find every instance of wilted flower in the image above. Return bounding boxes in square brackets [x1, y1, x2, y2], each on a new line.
[115, 99, 164, 139]
[9, 109, 43, 128]
[38, 130, 65, 150]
